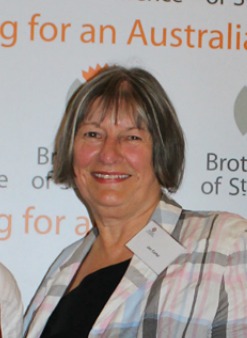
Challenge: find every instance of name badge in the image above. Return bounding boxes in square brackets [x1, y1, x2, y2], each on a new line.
[126, 221, 186, 275]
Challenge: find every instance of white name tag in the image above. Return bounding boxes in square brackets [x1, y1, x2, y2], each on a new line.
[126, 221, 186, 275]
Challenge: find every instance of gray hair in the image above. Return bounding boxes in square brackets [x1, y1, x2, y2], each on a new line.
[53, 66, 185, 192]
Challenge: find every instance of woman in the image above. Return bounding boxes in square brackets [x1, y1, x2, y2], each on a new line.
[0, 262, 23, 338]
[24, 66, 247, 338]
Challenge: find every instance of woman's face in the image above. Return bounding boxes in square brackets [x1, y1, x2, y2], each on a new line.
[73, 101, 161, 217]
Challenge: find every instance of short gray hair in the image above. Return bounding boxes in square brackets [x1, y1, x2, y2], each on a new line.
[53, 66, 185, 192]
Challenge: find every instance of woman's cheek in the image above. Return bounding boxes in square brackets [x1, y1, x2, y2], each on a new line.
[73, 144, 100, 171]
[124, 146, 152, 168]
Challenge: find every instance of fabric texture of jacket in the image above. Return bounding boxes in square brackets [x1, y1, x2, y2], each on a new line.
[0, 262, 23, 338]
[24, 193, 247, 338]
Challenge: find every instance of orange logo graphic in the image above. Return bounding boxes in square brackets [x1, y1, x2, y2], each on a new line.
[82, 63, 108, 81]
[66, 63, 109, 104]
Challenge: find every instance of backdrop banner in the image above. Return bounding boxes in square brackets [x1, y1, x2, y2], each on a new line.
[0, 0, 246, 308]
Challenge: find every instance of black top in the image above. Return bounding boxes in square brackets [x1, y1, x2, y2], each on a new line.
[40, 259, 131, 338]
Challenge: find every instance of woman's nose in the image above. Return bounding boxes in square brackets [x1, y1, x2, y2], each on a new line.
[98, 137, 122, 164]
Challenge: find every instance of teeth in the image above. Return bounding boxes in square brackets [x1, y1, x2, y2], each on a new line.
[94, 173, 129, 179]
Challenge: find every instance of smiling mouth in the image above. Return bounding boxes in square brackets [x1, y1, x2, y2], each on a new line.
[92, 173, 130, 179]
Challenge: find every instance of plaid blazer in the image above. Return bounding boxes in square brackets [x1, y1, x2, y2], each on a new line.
[24, 193, 247, 338]
[0, 263, 23, 338]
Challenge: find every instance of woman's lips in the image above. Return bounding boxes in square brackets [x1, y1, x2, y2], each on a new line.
[91, 172, 131, 183]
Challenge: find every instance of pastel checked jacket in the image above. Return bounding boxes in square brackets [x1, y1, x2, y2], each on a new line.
[24, 193, 247, 338]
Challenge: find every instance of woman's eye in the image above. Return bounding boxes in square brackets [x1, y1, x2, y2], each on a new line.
[128, 135, 141, 141]
[85, 132, 98, 138]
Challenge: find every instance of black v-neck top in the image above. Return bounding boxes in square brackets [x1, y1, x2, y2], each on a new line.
[40, 259, 131, 338]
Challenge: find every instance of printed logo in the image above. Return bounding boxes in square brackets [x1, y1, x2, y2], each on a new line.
[65, 79, 81, 104]
[147, 227, 157, 237]
[82, 64, 108, 81]
[66, 63, 109, 104]
[234, 86, 247, 136]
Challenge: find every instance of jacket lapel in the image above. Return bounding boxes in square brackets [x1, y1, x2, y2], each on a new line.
[90, 255, 157, 336]
[90, 193, 183, 336]
[25, 229, 98, 338]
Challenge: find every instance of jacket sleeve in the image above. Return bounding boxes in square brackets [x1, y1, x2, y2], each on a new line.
[212, 216, 247, 337]
[0, 263, 23, 338]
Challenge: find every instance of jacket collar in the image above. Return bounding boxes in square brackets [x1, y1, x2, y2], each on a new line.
[150, 191, 182, 234]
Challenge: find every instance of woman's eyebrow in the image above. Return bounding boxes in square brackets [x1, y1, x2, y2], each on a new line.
[126, 126, 147, 131]
[82, 122, 147, 131]
[126, 127, 142, 131]
[83, 121, 101, 127]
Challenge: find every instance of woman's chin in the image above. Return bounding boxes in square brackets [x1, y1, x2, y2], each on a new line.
[92, 191, 128, 209]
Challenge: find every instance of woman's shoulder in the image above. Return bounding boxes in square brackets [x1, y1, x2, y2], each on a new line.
[43, 227, 97, 278]
[0, 263, 23, 337]
[0, 263, 21, 300]
[183, 209, 246, 225]
[181, 209, 247, 254]
[58, 227, 96, 259]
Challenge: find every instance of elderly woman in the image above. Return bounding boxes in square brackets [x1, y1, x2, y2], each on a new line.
[0, 262, 23, 338]
[24, 66, 247, 338]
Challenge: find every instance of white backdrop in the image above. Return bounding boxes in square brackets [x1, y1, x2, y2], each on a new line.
[0, 0, 247, 309]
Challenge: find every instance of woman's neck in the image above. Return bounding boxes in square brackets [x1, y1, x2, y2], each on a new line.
[91, 193, 161, 255]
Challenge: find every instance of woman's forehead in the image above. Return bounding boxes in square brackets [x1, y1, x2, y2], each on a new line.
[84, 110, 138, 129]
[84, 97, 147, 128]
